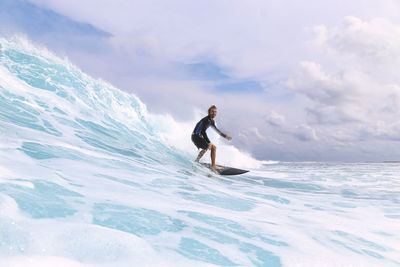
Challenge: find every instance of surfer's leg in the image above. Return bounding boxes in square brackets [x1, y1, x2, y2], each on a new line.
[196, 143, 212, 162]
[193, 135, 210, 162]
[210, 144, 222, 170]
[195, 149, 207, 162]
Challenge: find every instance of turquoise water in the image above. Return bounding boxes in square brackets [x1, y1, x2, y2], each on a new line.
[0, 38, 399, 266]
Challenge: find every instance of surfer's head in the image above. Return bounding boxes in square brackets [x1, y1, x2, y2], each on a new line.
[208, 105, 218, 119]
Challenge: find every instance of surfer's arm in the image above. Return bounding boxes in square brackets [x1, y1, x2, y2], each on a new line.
[211, 121, 230, 139]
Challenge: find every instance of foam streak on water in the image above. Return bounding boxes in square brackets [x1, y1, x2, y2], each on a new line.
[0, 37, 399, 266]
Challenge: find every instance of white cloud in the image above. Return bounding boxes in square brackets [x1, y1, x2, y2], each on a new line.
[264, 111, 286, 127]
[28, 0, 400, 80]
[286, 16, 400, 156]
[292, 124, 318, 142]
[238, 127, 265, 141]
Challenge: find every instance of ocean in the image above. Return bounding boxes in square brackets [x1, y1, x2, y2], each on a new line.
[0, 37, 399, 266]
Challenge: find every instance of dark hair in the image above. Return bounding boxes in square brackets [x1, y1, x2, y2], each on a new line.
[208, 105, 217, 115]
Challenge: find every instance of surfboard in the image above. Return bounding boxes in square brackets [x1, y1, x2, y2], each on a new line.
[200, 163, 249, 176]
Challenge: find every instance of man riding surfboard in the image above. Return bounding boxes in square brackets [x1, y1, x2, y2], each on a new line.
[191, 105, 232, 170]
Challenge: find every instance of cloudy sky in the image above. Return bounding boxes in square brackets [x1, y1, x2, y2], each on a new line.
[2, 0, 400, 161]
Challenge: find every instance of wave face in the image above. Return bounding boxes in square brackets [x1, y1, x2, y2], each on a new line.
[1, 38, 400, 266]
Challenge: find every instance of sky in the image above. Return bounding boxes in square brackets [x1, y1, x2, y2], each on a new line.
[2, 0, 400, 162]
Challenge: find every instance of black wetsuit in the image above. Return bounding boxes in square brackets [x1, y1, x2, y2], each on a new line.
[191, 115, 227, 149]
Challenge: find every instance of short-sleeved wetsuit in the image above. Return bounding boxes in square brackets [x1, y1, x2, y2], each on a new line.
[191, 115, 227, 149]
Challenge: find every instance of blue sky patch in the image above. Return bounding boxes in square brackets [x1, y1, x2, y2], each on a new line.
[215, 80, 264, 94]
[179, 62, 230, 81]
[0, 0, 110, 37]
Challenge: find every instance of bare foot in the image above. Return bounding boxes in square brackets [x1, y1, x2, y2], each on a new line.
[212, 165, 222, 170]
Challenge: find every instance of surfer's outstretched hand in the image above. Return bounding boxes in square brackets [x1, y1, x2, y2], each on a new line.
[226, 136, 232, 141]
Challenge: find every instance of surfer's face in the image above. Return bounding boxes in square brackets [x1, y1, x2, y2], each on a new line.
[209, 108, 217, 119]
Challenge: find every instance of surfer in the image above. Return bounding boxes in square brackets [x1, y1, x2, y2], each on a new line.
[191, 105, 232, 170]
